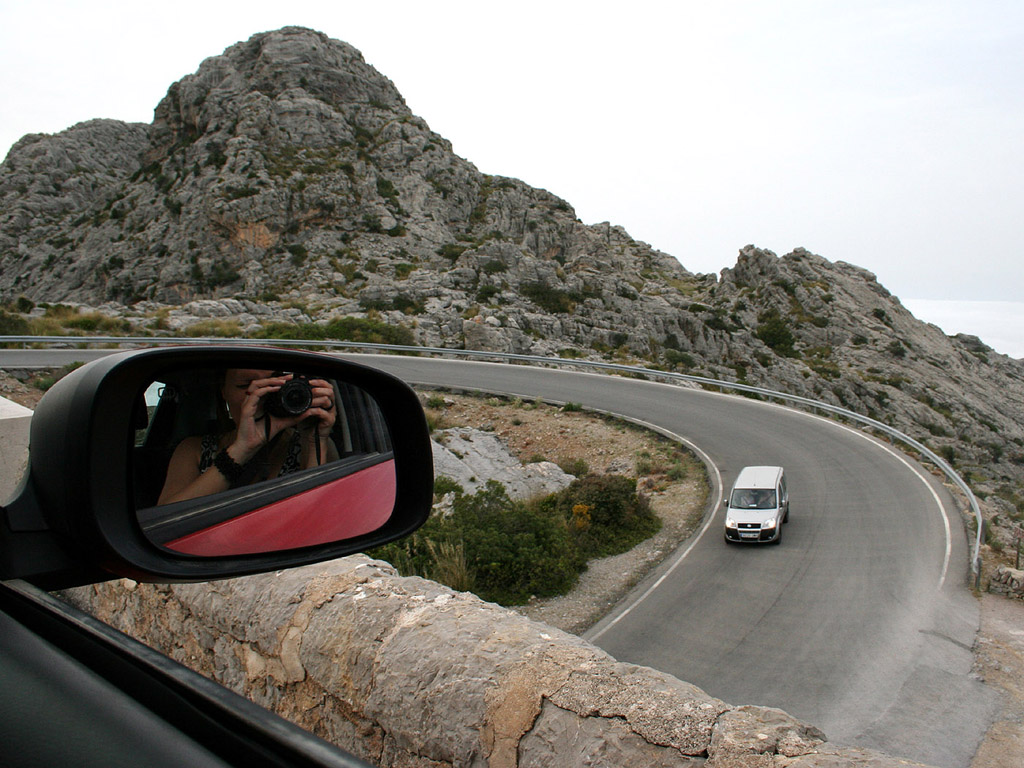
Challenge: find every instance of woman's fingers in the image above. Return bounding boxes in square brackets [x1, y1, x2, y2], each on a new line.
[241, 376, 336, 442]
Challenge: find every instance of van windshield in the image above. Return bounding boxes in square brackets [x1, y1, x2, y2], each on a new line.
[730, 489, 777, 509]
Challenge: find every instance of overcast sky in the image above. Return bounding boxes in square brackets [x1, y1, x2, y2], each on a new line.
[2, 1, 1022, 355]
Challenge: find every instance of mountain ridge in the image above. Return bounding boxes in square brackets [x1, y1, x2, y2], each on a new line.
[1, 25, 1022, 565]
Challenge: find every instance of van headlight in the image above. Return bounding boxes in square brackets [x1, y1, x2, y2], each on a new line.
[761, 518, 777, 529]
[725, 517, 738, 528]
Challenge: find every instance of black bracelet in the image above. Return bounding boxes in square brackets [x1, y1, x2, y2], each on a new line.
[213, 449, 246, 485]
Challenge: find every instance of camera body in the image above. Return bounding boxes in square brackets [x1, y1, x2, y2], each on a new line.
[263, 373, 313, 418]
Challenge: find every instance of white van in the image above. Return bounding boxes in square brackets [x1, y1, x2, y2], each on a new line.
[723, 466, 789, 544]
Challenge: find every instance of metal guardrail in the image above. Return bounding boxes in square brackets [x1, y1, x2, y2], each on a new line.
[1, 334, 985, 581]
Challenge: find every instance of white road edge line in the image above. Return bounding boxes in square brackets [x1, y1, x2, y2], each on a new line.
[758, 399, 955, 591]
[836, 422, 954, 590]
[586, 419, 724, 643]
[586, 401, 954, 644]
[400, 369, 953, 608]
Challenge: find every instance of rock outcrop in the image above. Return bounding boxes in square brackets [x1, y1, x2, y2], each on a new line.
[431, 426, 574, 500]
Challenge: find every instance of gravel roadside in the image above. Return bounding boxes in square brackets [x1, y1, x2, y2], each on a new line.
[970, 593, 1024, 768]
[421, 390, 710, 635]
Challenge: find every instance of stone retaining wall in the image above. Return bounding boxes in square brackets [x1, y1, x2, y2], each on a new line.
[63, 556, 932, 767]
[989, 565, 1024, 599]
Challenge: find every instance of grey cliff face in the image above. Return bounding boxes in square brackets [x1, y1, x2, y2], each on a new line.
[0, 27, 700, 347]
[1, 26, 1023, 541]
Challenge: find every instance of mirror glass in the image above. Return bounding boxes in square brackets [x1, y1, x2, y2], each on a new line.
[133, 365, 396, 557]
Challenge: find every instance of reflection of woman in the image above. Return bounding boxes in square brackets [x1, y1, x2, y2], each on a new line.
[158, 369, 339, 505]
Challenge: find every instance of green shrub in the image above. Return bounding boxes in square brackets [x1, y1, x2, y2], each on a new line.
[0, 309, 30, 336]
[223, 185, 258, 200]
[28, 362, 83, 391]
[62, 312, 131, 334]
[208, 260, 240, 287]
[432, 476, 464, 498]
[665, 349, 695, 368]
[371, 474, 659, 605]
[258, 317, 414, 346]
[371, 481, 582, 605]
[376, 177, 399, 205]
[610, 332, 629, 348]
[391, 294, 425, 314]
[425, 394, 448, 409]
[557, 458, 589, 477]
[476, 285, 501, 304]
[438, 243, 467, 261]
[539, 474, 660, 559]
[184, 320, 243, 337]
[521, 282, 574, 314]
[756, 310, 797, 357]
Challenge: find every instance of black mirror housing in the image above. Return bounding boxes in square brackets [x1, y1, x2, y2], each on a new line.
[0, 346, 433, 588]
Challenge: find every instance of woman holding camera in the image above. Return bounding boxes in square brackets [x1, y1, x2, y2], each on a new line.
[157, 369, 339, 505]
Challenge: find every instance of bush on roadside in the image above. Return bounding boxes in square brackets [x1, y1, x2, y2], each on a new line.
[258, 317, 414, 346]
[539, 474, 661, 559]
[372, 480, 582, 605]
[0, 309, 29, 337]
[370, 474, 658, 606]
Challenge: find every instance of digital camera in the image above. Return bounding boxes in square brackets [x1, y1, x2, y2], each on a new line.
[263, 373, 313, 418]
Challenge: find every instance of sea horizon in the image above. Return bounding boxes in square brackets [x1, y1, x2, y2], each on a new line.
[902, 299, 1024, 361]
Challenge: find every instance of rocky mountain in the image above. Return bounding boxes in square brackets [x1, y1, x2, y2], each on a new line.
[2, 26, 1023, 554]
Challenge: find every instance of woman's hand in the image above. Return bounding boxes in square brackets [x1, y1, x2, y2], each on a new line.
[228, 375, 336, 459]
[226, 373, 299, 463]
[291, 378, 338, 468]
[303, 378, 337, 436]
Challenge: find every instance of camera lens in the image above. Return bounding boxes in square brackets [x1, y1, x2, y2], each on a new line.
[265, 376, 313, 417]
[279, 379, 313, 414]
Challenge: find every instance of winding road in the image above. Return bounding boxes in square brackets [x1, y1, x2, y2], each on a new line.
[355, 355, 996, 768]
[1, 349, 999, 768]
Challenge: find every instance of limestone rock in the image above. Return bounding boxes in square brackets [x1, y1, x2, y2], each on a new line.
[707, 705, 825, 765]
[431, 427, 574, 499]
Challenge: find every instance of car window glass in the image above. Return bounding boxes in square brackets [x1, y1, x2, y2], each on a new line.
[132, 366, 397, 557]
[730, 488, 777, 509]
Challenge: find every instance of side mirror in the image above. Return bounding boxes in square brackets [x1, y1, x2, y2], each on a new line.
[0, 346, 434, 588]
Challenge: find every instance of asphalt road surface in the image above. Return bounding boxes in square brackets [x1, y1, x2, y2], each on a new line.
[1, 348, 1000, 768]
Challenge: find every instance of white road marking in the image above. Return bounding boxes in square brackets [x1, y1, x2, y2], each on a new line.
[586, 395, 956, 643]
[733, 395, 955, 591]
[586, 420, 724, 643]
